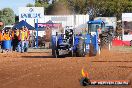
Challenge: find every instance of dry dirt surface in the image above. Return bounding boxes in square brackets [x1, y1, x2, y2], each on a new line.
[0, 48, 132, 88]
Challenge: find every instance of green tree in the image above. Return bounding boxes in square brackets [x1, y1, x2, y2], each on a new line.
[26, 3, 34, 7]
[33, 0, 132, 19]
[35, 0, 53, 14]
[0, 8, 15, 25]
[47, 1, 71, 15]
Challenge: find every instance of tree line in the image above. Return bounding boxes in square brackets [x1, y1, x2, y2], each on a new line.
[0, 8, 15, 25]
[0, 8, 15, 29]
[0, 0, 131, 27]
[30, 0, 132, 20]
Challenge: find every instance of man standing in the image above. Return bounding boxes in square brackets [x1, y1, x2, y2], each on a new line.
[20, 26, 26, 53]
[16, 29, 21, 52]
[24, 27, 30, 52]
[0, 30, 2, 46]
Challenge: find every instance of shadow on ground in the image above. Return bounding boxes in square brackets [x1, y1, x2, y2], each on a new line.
[117, 66, 132, 68]
[92, 61, 132, 62]
[27, 52, 50, 54]
[21, 56, 54, 58]
[21, 55, 67, 58]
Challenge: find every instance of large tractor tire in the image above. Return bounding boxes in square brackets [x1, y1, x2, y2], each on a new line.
[52, 46, 56, 57]
[76, 38, 85, 57]
[130, 40, 132, 46]
[52, 47, 59, 58]
[89, 43, 96, 56]
[101, 33, 110, 48]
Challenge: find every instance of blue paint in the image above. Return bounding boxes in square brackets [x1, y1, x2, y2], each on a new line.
[85, 34, 90, 53]
[73, 36, 80, 51]
[91, 31, 99, 55]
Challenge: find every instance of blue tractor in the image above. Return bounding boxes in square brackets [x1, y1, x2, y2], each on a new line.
[51, 20, 107, 57]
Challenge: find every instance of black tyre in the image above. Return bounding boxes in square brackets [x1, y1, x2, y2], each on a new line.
[52, 45, 60, 58]
[68, 50, 74, 57]
[55, 49, 59, 58]
[52, 43, 56, 57]
[101, 33, 110, 48]
[130, 40, 132, 46]
[89, 43, 96, 56]
[76, 38, 85, 57]
[52, 48, 59, 58]
[52, 49, 55, 57]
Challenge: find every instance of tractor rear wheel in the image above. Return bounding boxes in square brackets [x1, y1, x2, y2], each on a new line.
[89, 43, 96, 56]
[52, 47, 56, 57]
[101, 33, 109, 48]
[76, 38, 85, 57]
[52, 44, 59, 58]
[130, 40, 132, 46]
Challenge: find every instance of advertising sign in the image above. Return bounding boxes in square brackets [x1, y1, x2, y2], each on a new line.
[19, 7, 44, 19]
[35, 23, 62, 28]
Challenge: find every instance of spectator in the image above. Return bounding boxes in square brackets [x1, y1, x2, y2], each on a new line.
[20, 26, 26, 53]
[1, 29, 11, 52]
[12, 30, 20, 51]
[3, 29, 11, 40]
[0, 30, 2, 45]
[24, 27, 29, 52]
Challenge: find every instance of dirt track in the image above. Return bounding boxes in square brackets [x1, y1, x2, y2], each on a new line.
[0, 48, 132, 88]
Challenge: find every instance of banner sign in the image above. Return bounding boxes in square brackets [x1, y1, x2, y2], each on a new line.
[19, 7, 44, 19]
[35, 23, 62, 28]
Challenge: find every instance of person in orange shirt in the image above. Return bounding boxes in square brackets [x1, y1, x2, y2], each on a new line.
[0, 30, 3, 41]
[0, 30, 3, 46]
[1, 29, 12, 52]
[3, 29, 11, 41]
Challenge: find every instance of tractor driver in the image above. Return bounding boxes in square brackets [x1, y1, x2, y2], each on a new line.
[96, 25, 102, 34]
[96, 25, 102, 45]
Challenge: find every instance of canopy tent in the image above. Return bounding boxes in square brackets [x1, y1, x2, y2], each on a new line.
[12, 20, 34, 30]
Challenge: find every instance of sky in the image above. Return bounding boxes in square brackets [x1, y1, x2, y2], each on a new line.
[0, 0, 35, 15]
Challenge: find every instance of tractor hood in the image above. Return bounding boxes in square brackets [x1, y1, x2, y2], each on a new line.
[87, 20, 105, 24]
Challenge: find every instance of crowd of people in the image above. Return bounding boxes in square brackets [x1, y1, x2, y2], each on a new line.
[0, 26, 30, 53]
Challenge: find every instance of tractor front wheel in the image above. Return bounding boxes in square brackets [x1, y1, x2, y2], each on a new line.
[76, 38, 85, 57]
[89, 43, 96, 56]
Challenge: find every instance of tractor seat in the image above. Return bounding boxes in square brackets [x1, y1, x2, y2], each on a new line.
[59, 42, 70, 46]
[58, 42, 70, 49]
[58, 39, 71, 49]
